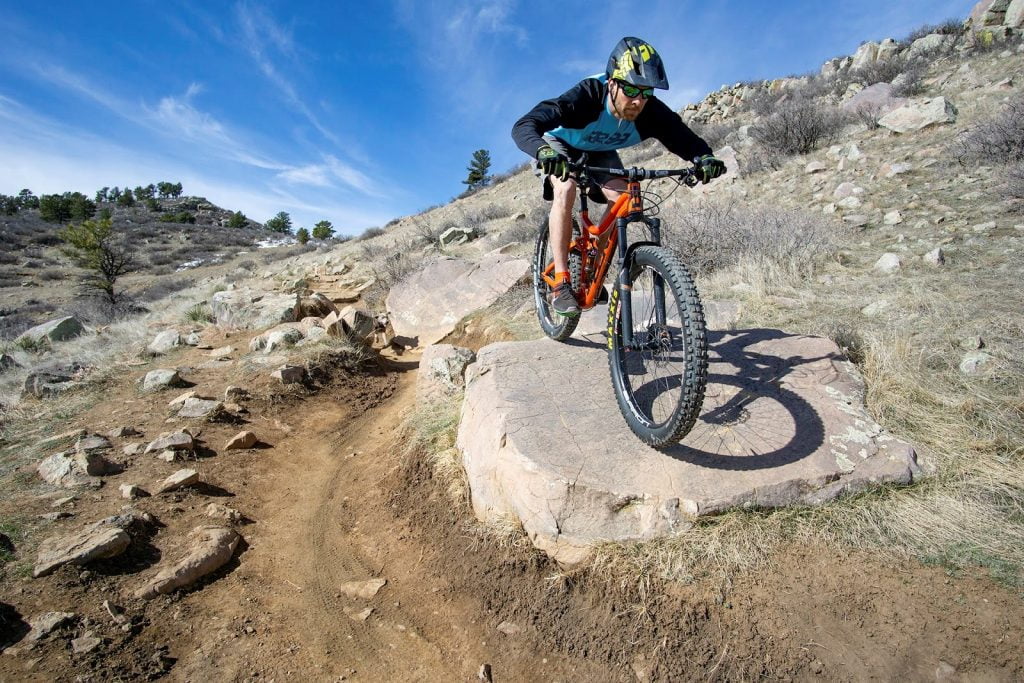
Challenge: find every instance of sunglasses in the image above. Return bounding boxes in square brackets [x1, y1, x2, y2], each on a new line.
[615, 81, 654, 99]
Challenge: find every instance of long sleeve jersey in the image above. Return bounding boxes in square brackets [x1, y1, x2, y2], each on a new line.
[511, 74, 712, 161]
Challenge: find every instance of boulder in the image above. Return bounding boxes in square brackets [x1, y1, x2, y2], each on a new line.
[210, 288, 298, 330]
[457, 332, 918, 564]
[250, 324, 304, 353]
[969, 0, 1011, 27]
[338, 305, 375, 343]
[147, 330, 182, 355]
[177, 398, 224, 419]
[1007, 0, 1024, 28]
[27, 611, 77, 641]
[16, 316, 85, 344]
[33, 525, 131, 577]
[37, 452, 90, 488]
[141, 369, 185, 392]
[224, 431, 258, 450]
[875, 38, 899, 63]
[960, 351, 994, 375]
[224, 386, 250, 401]
[833, 182, 863, 200]
[883, 210, 904, 225]
[23, 362, 85, 398]
[874, 253, 902, 273]
[805, 161, 827, 174]
[0, 352, 20, 373]
[841, 83, 907, 117]
[851, 41, 880, 70]
[155, 468, 199, 494]
[878, 97, 958, 133]
[908, 33, 955, 58]
[272, 365, 306, 384]
[295, 292, 337, 319]
[209, 346, 234, 359]
[439, 226, 478, 247]
[387, 250, 530, 347]
[417, 345, 477, 402]
[144, 430, 195, 454]
[925, 247, 946, 266]
[135, 526, 240, 599]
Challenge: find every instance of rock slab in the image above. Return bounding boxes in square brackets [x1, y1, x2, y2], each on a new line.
[458, 331, 919, 564]
[33, 526, 131, 577]
[135, 526, 240, 599]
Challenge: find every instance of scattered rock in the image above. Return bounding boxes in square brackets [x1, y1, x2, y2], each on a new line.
[861, 300, 892, 317]
[843, 215, 870, 227]
[883, 210, 903, 225]
[496, 621, 523, 636]
[338, 578, 387, 600]
[417, 345, 477, 402]
[224, 431, 258, 450]
[168, 390, 199, 408]
[874, 253, 902, 273]
[805, 161, 827, 174]
[155, 469, 199, 494]
[142, 369, 185, 393]
[209, 346, 234, 359]
[108, 426, 141, 439]
[959, 335, 984, 351]
[144, 430, 195, 455]
[33, 525, 131, 577]
[51, 496, 76, 508]
[0, 352, 20, 373]
[224, 386, 250, 402]
[350, 607, 373, 622]
[837, 196, 862, 209]
[26, 612, 77, 641]
[880, 162, 913, 178]
[71, 632, 102, 655]
[925, 247, 945, 266]
[833, 182, 863, 200]
[177, 398, 225, 420]
[205, 503, 242, 523]
[23, 362, 86, 398]
[37, 452, 88, 488]
[338, 305, 375, 343]
[272, 365, 306, 384]
[439, 226, 478, 247]
[135, 526, 240, 599]
[35, 429, 86, 450]
[119, 484, 145, 499]
[16, 316, 85, 345]
[147, 330, 182, 356]
[40, 511, 74, 522]
[960, 351, 994, 375]
[295, 292, 337, 319]
[878, 97, 958, 133]
[210, 288, 298, 330]
[972, 220, 996, 232]
[184, 332, 202, 346]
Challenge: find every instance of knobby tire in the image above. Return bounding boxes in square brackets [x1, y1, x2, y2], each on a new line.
[607, 245, 708, 448]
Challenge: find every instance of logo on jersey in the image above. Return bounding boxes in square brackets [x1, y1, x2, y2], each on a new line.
[584, 131, 632, 146]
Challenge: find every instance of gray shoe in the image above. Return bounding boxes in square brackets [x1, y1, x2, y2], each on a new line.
[549, 281, 580, 317]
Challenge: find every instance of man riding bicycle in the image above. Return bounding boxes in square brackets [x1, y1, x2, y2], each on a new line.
[512, 36, 726, 317]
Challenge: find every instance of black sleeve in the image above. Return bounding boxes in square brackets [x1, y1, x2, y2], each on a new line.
[635, 99, 713, 163]
[511, 79, 605, 159]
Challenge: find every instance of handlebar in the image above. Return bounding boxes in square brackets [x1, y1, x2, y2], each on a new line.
[567, 160, 698, 185]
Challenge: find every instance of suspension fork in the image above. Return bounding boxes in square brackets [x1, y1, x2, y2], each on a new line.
[616, 216, 666, 348]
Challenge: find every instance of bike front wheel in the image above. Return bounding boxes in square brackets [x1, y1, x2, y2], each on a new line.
[607, 245, 708, 448]
[532, 218, 582, 342]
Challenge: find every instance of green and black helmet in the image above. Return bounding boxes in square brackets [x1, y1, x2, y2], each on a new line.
[606, 37, 669, 90]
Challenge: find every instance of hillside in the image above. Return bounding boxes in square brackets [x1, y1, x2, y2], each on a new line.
[1, 6, 1023, 681]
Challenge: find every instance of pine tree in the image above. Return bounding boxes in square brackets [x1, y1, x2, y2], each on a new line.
[462, 149, 492, 190]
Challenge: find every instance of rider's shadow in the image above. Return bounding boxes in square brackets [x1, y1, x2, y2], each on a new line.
[662, 328, 834, 470]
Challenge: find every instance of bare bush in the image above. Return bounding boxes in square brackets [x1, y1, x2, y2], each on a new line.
[359, 226, 385, 241]
[901, 19, 963, 45]
[360, 240, 418, 312]
[136, 277, 195, 302]
[890, 60, 928, 97]
[853, 55, 916, 88]
[749, 98, 849, 155]
[1007, 164, 1024, 207]
[490, 160, 531, 186]
[851, 101, 884, 130]
[953, 96, 1024, 165]
[689, 122, 735, 150]
[660, 200, 838, 278]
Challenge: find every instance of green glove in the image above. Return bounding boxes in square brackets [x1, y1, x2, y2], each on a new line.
[538, 145, 570, 182]
[694, 155, 726, 184]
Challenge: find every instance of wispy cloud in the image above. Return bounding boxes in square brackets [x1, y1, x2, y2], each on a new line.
[234, 1, 340, 146]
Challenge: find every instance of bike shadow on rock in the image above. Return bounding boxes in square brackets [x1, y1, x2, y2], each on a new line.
[661, 328, 836, 471]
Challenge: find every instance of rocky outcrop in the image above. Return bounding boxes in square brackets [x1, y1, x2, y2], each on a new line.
[386, 248, 529, 347]
[210, 287, 298, 330]
[457, 331, 919, 564]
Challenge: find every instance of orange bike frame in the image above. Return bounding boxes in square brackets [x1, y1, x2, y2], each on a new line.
[541, 180, 644, 310]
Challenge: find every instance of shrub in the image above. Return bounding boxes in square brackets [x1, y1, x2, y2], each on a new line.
[660, 199, 838, 278]
[953, 96, 1024, 165]
[136, 277, 195, 302]
[37, 268, 63, 281]
[851, 101, 884, 130]
[359, 226, 385, 241]
[902, 19, 964, 45]
[159, 211, 196, 224]
[185, 302, 215, 323]
[295, 227, 310, 244]
[749, 98, 848, 156]
[1007, 164, 1024, 206]
[890, 60, 928, 97]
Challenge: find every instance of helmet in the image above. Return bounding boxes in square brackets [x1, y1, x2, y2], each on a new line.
[606, 37, 669, 90]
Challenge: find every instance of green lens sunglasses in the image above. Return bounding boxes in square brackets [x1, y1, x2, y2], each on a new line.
[616, 81, 654, 99]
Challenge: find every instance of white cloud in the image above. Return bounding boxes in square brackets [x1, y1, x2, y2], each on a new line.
[276, 164, 331, 187]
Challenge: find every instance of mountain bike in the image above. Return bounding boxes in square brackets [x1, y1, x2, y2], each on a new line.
[532, 161, 708, 449]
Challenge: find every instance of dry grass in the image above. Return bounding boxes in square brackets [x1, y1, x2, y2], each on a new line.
[403, 395, 466, 506]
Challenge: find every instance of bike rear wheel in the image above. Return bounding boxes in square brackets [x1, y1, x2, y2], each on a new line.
[532, 218, 582, 342]
[607, 245, 708, 448]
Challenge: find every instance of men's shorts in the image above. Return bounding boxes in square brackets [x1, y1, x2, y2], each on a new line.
[534, 134, 624, 204]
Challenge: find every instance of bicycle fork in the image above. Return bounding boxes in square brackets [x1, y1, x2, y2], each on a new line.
[615, 215, 665, 350]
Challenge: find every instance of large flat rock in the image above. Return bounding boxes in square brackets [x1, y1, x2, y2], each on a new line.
[386, 249, 529, 347]
[457, 326, 919, 564]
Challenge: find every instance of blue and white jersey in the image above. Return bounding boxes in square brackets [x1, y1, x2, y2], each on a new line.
[547, 74, 642, 152]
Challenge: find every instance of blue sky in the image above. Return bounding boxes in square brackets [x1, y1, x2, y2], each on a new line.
[0, 0, 976, 236]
